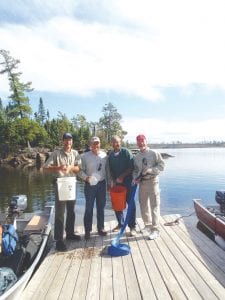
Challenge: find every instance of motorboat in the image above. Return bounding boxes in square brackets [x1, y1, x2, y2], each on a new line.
[193, 191, 225, 249]
[0, 195, 54, 299]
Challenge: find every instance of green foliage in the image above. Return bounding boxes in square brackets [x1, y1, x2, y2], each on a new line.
[0, 98, 7, 123]
[71, 114, 91, 149]
[14, 118, 48, 147]
[99, 102, 127, 144]
[8, 119, 47, 148]
[34, 97, 46, 125]
[0, 49, 33, 119]
[44, 112, 73, 149]
[0, 50, 128, 154]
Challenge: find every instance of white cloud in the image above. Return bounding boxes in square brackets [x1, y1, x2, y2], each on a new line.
[1, 0, 225, 100]
[123, 117, 225, 143]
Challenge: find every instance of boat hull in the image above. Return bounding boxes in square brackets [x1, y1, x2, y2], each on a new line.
[193, 199, 225, 240]
[0, 205, 54, 300]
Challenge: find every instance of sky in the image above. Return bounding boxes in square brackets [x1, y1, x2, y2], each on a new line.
[1, 0, 225, 143]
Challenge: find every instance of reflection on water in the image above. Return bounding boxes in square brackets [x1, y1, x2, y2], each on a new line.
[1, 148, 225, 217]
[0, 166, 55, 212]
[160, 147, 225, 214]
[0, 165, 114, 220]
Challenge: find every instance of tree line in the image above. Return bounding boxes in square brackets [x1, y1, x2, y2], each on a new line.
[0, 49, 128, 156]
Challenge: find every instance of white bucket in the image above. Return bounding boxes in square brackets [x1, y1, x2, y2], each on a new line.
[57, 177, 76, 201]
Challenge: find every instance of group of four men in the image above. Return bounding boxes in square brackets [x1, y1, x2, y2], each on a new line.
[43, 133, 164, 251]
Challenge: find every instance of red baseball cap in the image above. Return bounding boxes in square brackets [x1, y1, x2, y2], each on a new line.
[136, 134, 146, 141]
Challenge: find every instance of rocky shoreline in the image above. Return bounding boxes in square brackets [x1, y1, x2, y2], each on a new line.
[0, 148, 49, 168]
[0, 148, 173, 168]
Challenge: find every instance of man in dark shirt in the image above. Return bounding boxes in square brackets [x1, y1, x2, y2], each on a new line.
[107, 136, 136, 236]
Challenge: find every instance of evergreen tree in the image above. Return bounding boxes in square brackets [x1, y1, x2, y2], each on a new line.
[0, 98, 6, 121]
[44, 112, 73, 149]
[46, 109, 50, 120]
[71, 114, 91, 149]
[35, 97, 46, 125]
[99, 102, 127, 144]
[0, 49, 33, 119]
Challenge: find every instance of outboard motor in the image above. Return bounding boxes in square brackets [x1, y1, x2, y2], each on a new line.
[9, 195, 28, 214]
[215, 191, 225, 214]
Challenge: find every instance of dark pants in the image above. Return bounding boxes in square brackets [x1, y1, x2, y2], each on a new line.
[84, 180, 106, 233]
[54, 185, 75, 241]
[115, 181, 136, 228]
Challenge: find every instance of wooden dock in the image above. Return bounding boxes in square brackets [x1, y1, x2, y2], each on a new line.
[21, 215, 225, 300]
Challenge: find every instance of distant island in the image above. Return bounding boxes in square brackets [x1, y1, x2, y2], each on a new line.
[128, 142, 225, 149]
[128, 141, 225, 158]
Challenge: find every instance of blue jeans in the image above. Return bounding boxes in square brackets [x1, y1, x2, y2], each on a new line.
[84, 180, 106, 233]
[115, 182, 136, 229]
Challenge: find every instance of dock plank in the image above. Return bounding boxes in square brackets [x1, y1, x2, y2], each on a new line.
[136, 219, 187, 300]
[128, 236, 157, 299]
[71, 237, 96, 300]
[164, 215, 225, 286]
[161, 216, 225, 300]
[110, 221, 128, 300]
[22, 216, 225, 300]
[134, 220, 191, 299]
[100, 222, 113, 300]
[32, 252, 65, 300]
[85, 232, 102, 300]
[21, 250, 56, 299]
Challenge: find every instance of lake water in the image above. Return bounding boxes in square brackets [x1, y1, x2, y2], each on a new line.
[1, 148, 225, 219]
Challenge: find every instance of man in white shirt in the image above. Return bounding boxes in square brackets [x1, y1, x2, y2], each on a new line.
[79, 136, 107, 240]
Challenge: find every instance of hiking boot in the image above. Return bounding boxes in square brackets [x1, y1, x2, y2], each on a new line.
[98, 229, 107, 236]
[129, 228, 137, 237]
[66, 234, 81, 241]
[112, 224, 121, 232]
[84, 232, 91, 240]
[56, 240, 67, 251]
[148, 230, 160, 240]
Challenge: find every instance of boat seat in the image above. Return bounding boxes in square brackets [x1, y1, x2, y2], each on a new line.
[0, 248, 26, 275]
[24, 215, 48, 233]
[217, 215, 225, 222]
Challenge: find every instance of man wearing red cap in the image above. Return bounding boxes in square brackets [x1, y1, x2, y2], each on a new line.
[133, 134, 165, 240]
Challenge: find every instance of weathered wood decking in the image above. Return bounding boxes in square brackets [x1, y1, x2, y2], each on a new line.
[21, 215, 225, 300]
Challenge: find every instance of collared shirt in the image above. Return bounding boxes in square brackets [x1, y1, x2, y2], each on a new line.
[43, 148, 81, 177]
[107, 147, 133, 185]
[133, 147, 164, 180]
[79, 150, 107, 181]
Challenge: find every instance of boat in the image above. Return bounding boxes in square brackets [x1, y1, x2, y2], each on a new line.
[0, 195, 54, 299]
[193, 191, 225, 246]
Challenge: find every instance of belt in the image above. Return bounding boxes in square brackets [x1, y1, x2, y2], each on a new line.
[85, 179, 106, 185]
[141, 175, 156, 181]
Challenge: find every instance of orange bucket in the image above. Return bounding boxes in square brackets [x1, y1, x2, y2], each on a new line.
[110, 186, 127, 211]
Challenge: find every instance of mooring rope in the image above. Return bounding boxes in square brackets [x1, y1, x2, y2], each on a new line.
[164, 211, 195, 226]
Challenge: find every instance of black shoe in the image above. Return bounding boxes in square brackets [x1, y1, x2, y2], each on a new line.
[112, 224, 121, 232]
[56, 240, 67, 251]
[98, 229, 107, 236]
[84, 232, 91, 240]
[66, 234, 81, 241]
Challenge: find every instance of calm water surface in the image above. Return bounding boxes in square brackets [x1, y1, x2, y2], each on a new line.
[1, 148, 225, 218]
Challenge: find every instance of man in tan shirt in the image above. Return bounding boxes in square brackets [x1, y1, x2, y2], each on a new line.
[43, 133, 81, 251]
[133, 134, 164, 240]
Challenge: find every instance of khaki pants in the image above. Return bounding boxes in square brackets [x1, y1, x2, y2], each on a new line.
[138, 177, 160, 230]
